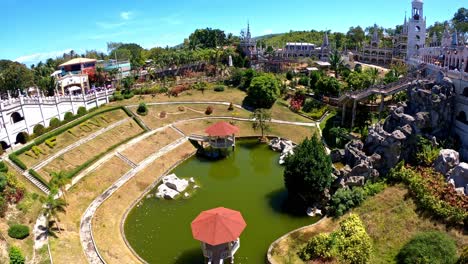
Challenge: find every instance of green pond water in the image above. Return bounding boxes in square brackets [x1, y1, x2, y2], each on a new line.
[124, 140, 318, 263]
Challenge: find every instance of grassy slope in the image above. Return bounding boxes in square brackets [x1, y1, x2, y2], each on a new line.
[270, 185, 468, 264]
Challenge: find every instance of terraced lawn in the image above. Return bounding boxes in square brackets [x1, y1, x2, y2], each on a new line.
[49, 156, 131, 264]
[120, 128, 183, 164]
[38, 119, 144, 181]
[18, 109, 128, 168]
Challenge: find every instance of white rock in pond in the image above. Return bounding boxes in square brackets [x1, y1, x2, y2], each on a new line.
[306, 207, 322, 217]
[184, 192, 189, 198]
[155, 184, 180, 199]
[189, 177, 195, 183]
[193, 185, 200, 189]
[163, 174, 189, 192]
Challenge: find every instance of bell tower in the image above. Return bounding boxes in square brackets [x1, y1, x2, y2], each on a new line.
[406, 0, 426, 59]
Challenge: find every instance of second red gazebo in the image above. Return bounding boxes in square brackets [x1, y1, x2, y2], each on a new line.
[191, 207, 246, 264]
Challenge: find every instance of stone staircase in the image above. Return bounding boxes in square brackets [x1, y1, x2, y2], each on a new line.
[115, 152, 137, 169]
[4, 157, 50, 194]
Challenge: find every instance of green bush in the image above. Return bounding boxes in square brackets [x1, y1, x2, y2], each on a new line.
[16, 132, 29, 144]
[33, 124, 45, 136]
[45, 137, 57, 149]
[228, 102, 234, 111]
[77, 106, 87, 116]
[123, 92, 134, 99]
[112, 91, 124, 101]
[299, 214, 372, 264]
[397, 231, 457, 264]
[458, 246, 468, 264]
[8, 224, 30, 239]
[49, 117, 60, 128]
[0, 161, 8, 173]
[329, 182, 386, 217]
[136, 102, 148, 116]
[0, 173, 7, 192]
[415, 136, 440, 166]
[64, 112, 74, 122]
[213, 85, 225, 92]
[302, 99, 322, 113]
[9, 246, 25, 264]
[158, 87, 169, 93]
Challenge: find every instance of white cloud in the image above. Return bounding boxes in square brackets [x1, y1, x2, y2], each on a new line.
[14, 48, 73, 65]
[263, 29, 273, 35]
[120, 11, 132, 20]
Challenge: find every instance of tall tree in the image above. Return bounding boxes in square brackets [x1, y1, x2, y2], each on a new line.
[41, 190, 67, 233]
[452, 8, 468, 42]
[329, 50, 344, 78]
[346, 26, 365, 49]
[247, 75, 280, 109]
[283, 136, 333, 206]
[49, 171, 71, 202]
[251, 109, 271, 139]
[0, 60, 34, 95]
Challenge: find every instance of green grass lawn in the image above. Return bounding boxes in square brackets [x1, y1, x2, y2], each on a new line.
[270, 185, 467, 264]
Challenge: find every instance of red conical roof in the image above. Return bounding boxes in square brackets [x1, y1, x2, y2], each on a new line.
[205, 121, 239, 137]
[191, 207, 247, 246]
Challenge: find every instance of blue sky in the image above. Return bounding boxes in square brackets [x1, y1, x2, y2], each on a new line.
[0, 0, 462, 66]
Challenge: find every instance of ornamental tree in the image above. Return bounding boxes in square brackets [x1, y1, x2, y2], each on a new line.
[247, 75, 280, 109]
[283, 136, 333, 205]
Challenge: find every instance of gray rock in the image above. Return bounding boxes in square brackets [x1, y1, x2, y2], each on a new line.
[346, 176, 366, 187]
[448, 163, 468, 195]
[434, 149, 460, 175]
[330, 149, 344, 163]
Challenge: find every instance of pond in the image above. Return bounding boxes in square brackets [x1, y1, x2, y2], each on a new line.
[124, 139, 318, 263]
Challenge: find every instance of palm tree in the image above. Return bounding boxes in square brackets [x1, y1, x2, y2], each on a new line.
[368, 68, 379, 85]
[329, 50, 344, 78]
[41, 191, 68, 233]
[49, 171, 71, 202]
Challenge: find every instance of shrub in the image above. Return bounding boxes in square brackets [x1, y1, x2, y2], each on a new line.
[0, 161, 8, 173]
[158, 87, 169, 93]
[415, 136, 440, 166]
[205, 106, 214, 115]
[299, 214, 372, 264]
[247, 75, 280, 109]
[112, 91, 124, 101]
[286, 70, 294, 81]
[33, 124, 45, 136]
[77, 106, 87, 116]
[123, 92, 134, 99]
[458, 246, 468, 264]
[9, 246, 25, 264]
[64, 112, 74, 122]
[0, 173, 7, 192]
[159, 111, 167, 118]
[213, 85, 225, 92]
[329, 182, 386, 217]
[178, 106, 185, 112]
[169, 85, 189, 96]
[8, 224, 30, 239]
[228, 103, 234, 111]
[298, 76, 310, 86]
[302, 99, 322, 113]
[16, 132, 29, 144]
[49, 117, 60, 128]
[397, 231, 457, 264]
[136, 102, 148, 116]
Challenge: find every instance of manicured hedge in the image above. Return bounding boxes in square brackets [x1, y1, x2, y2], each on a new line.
[9, 155, 26, 170]
[0, 161, 8, 173]
[28, 169, 50, 188]
[63, 131, 145, 179]
[8, 224, 30, 239]
[33, 124, 45, 136]
[49, 117, 60, 128]
[136, 102, 148, 116]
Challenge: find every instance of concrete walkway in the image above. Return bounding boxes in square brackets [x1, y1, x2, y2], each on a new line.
[80, 137, 187, 264]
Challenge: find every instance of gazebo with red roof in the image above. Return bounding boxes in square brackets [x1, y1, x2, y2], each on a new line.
[189, 121, 240, 152]
[191, 207, 246, 264]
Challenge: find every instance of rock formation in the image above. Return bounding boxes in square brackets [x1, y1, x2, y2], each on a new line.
[156, 174, 193, 199]
[269, 137, 296, 165]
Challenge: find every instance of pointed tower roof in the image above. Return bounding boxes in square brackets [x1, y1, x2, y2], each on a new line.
[372, 24, 379, 42]
[246, 21, 251, 40]
[322, 31, 329, 48]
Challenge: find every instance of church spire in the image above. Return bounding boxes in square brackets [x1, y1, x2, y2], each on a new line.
[246, 21, 251, 40]
[322, 31, 329, 48]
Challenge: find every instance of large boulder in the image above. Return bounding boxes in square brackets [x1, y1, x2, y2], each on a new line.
[447, 163, 468, 195]
[330, 149, 344, 163]
[156, 184, 180, 199]
[163, 174, 189, 193]
[434, 149, 460, 175]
